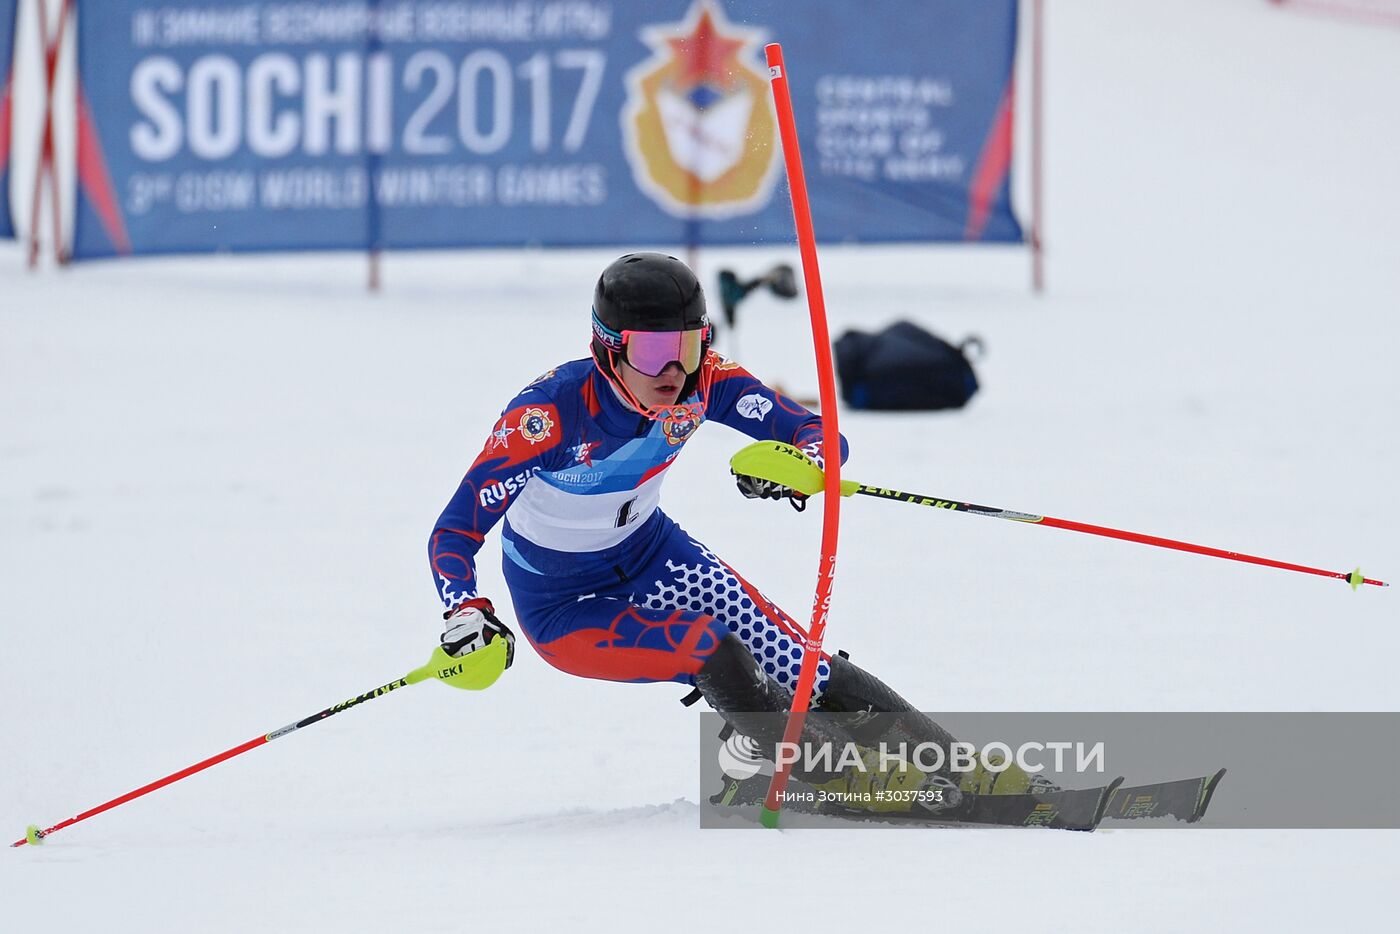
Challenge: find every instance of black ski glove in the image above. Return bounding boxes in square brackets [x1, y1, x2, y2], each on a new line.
[442, 598, 517, 669]
[734, 473, 809, 512]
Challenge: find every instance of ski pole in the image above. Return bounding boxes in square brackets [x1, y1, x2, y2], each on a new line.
[730, 442, 1388, 590]
[12, 642, 506, 847]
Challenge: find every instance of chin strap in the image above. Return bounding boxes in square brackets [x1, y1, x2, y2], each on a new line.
[595, 346, 714, 429]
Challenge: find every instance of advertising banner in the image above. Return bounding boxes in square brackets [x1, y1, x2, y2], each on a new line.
[71, 0, 1022, 259]
[1, 0, 18, 238]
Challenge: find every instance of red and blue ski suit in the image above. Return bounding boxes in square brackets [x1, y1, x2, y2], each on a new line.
[429, 354, 845, 691]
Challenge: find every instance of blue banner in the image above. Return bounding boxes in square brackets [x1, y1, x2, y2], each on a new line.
[72, 0, 1022, 260]
[1, 0, 17, 239]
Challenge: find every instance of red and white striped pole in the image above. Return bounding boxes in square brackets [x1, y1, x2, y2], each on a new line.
[760, 43, 843, 829]
[27, 0, 70, 268]
[1031, 0, 1045, 293]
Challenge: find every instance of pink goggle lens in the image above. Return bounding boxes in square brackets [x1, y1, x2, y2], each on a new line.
[622, 328, 707, 377]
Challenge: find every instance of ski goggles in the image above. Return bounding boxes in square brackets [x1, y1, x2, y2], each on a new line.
[621, 327, 709, 377]
[593, 312, 709, 377]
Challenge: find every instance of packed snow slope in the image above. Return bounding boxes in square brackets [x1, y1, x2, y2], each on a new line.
[3, 0, 1397, 930]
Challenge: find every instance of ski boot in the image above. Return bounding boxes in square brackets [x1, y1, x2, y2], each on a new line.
[958, 753, 1061, 796]
[808, 748, 962, 815]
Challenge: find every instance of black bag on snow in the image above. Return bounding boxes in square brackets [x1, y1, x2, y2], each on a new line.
[834, 320, 982, 411]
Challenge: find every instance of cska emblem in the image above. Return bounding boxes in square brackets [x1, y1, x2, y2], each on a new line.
[622, 0, 780, 220]
[662, 413, 700, 446]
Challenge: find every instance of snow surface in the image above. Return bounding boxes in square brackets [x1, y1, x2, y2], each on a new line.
[3, 0, 1398, 930]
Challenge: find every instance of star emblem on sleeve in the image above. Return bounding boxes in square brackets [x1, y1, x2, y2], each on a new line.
[570, 439, 602, 466]
[490, 423, 516, 449]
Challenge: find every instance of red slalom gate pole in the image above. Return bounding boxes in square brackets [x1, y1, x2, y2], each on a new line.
[760, 43, 843, 829]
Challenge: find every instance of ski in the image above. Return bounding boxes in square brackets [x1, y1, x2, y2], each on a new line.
[939, 777, 1122, 831]
[711, 774, 1125, 832]
[1100, 768, 1226, 824]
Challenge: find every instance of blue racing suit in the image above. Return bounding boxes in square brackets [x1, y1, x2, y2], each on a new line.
[429, 354, 846, 692]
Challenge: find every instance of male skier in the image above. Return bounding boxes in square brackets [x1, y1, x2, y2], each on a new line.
[429, 253, 1017, 809]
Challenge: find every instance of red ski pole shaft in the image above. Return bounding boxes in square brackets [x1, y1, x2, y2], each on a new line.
[11, 667, 430, 847]
[846, 484, 1388, 589]
[762, 43, 844, 828]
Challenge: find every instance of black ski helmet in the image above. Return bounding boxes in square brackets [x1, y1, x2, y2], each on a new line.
[591, 253, 712, 403]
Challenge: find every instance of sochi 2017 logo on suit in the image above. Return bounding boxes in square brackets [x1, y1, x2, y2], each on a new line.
[622, 0, 780, 220]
